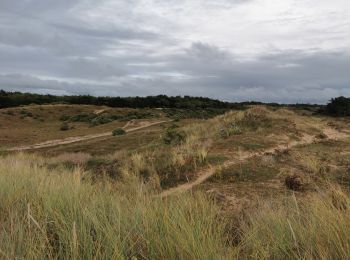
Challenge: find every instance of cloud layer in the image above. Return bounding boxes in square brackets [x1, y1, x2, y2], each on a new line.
[0, 0, 349, 103]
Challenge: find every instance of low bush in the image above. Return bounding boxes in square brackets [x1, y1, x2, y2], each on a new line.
[70, 112, 96, 122]
[164, 108, 229, 119]
[18, 109, 34, 118]
[59, 115, 70, 121]
[90, 115, 114, 126]
[112, 128, 126, 136]
[163, 126, 186, 145]
[60, 122, 69, 131]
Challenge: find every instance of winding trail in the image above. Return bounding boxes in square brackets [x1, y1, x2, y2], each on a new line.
[159, 127, 348, 198]
[6, 120, 169, 151]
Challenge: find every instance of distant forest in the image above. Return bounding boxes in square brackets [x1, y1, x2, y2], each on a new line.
[0, 90, 318, 109]
[0, 90, 348, 116]
[0, 90, 242, 109]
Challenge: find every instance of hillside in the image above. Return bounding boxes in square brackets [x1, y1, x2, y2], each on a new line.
[0, 104, 350, 259]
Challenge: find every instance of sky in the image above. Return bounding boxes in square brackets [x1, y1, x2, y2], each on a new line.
[0, 0, 350, 103]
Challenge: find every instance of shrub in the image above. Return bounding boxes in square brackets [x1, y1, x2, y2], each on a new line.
[60, 122, 69, 131]
[18, 109, 33, 118]
[325, 96, 350, 116]
[59, 115, 70, 121]
[163, 126, 186, 145]
[285, 173, 307, 191]
[70, 112, 96, 122]
[90, 113, 114, 126]
[112, 128, 126, 136]
[26, 111, 33, 117]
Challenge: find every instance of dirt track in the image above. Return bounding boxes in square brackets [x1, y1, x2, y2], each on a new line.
[159, 127, 348, 198]
[7, 120, 169, 151]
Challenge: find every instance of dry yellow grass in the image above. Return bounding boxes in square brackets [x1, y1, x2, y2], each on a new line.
[1, 154, 350, 259]
[0, 154, 228, 259]
[238, 185, 350, 259]
[0, 104, 164, 148]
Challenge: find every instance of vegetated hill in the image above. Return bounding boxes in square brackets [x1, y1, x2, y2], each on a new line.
[0, 105, 350, 259]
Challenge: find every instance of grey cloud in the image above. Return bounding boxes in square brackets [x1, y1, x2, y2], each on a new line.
[0, 0, 349, 104]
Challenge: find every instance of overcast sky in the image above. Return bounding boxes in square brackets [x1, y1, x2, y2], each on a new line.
[0, 0, 350, 103]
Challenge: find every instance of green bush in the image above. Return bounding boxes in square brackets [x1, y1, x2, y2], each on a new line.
[112, 128, 126, 136]
[325, 96, 350, 116]
[164, 108, 229, 119]
[90, 113, 114, 126]
[60, 122, 69, 131]
[59, 115, 70, 121]
[19, 109, 34, 118]
[70, 113, 96, 122]
[163, 126, 186, 145]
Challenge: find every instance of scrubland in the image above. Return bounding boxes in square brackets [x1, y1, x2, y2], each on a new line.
[1, 104, 350, 259]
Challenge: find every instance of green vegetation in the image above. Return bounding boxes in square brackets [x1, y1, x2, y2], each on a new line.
[325, 96, 350, 116]
[66, 111, 158, 126]
[20, 109, 34, 118]
[163, 125, 186, 145]
[163, 108, 230, 119]
[0, 90, 239, 110]
[112, 128, 126, 136]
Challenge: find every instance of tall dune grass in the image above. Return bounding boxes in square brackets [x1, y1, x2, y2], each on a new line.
[238, 186, 350, 259]
[2, 149, 350, 258]
[0, 154, 228, 259]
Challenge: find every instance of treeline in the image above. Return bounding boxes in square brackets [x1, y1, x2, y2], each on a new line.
[0, 90, 323, 109]
[324, 96, 350, 116]
[0, 90, 242, 109]
[2, 90, 348, 117]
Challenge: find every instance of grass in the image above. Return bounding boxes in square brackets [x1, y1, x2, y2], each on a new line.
[238, 186, 350, 259]
[0, 154, 228, 259]
[0, 104, 165, 148]
[1, 154, 350, 259]
[1, 105, 350, 258]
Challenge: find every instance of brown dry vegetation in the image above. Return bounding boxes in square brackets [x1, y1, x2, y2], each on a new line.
[0, 104, 164, 148]
[1, 104, 350, 259]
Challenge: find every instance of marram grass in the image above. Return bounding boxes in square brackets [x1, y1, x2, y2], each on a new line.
[1, 154, 350, 259]
[0, 154, 228, 259]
